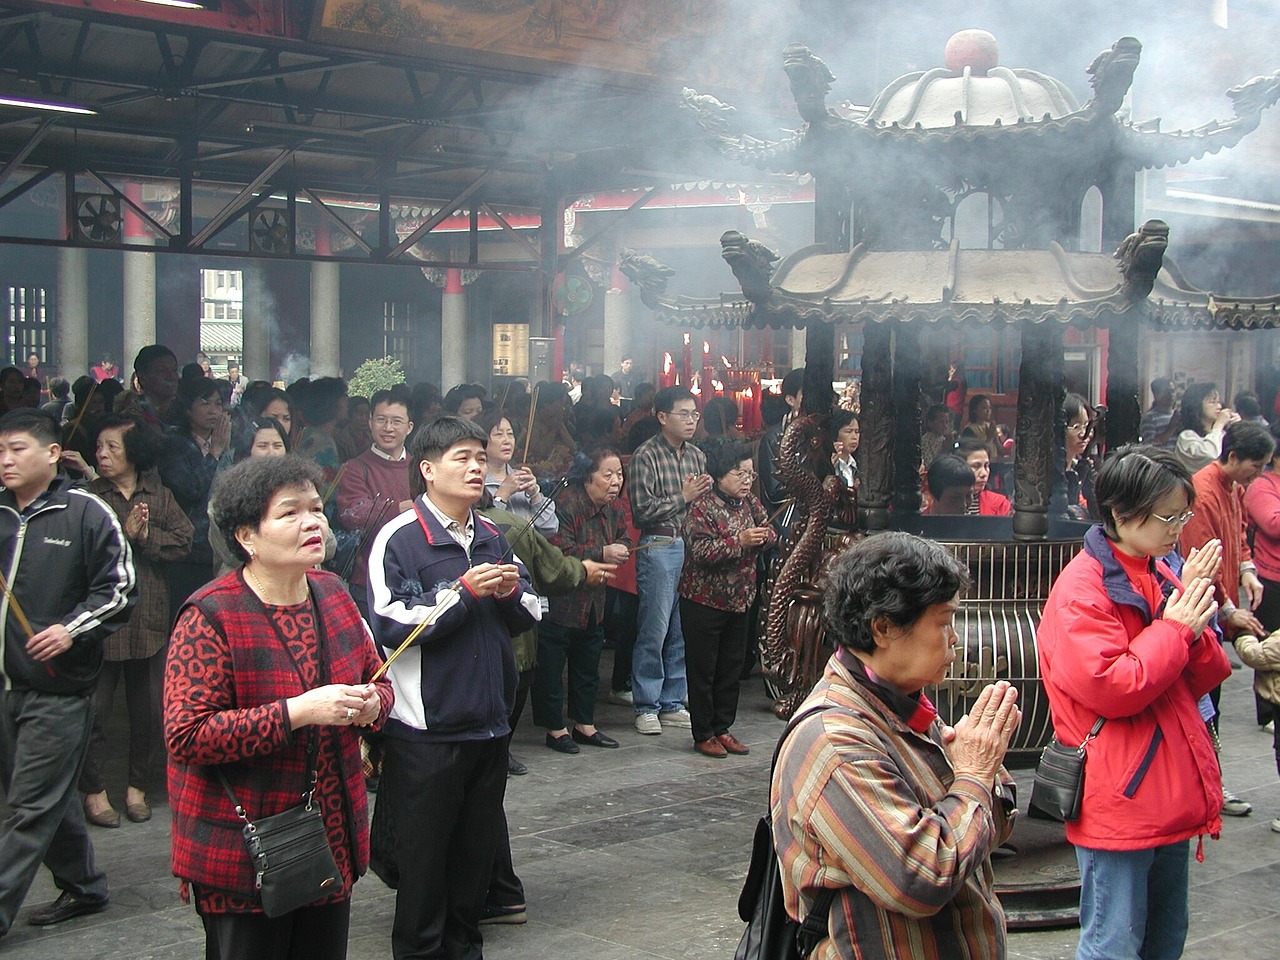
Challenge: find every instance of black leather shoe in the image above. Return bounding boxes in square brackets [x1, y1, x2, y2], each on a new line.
[572, 728, 620, 748]
[507, 754, 528, 776]
[27, 891, 108, 926]
[545, 732, 580, 754]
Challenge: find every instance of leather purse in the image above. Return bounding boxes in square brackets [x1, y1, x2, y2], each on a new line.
[214, 735, 343, 918]
[1028, 718, 1104, 822]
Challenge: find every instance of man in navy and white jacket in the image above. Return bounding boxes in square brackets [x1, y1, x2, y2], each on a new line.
[0, 410, 135, 939]
[367, 416, 539, 960]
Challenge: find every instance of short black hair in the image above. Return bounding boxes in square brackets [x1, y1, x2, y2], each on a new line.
[133, 344, 176, 378]
[701, 397, 739, 438]
[297, 377, 348, 426]
[702, 437, 753, 481]
[443, 383, 486, 413]
[823, 532, 969, 655]
[925, 404, 950, 427]
[1233, 391, 1262, 420]
[827, 408, 858, 433]
[968, 394, 991, 421]
[370, 386, 412, 417]
[926, 454, 975, 499]
[567, 444, 624, 486]
[955, 437, 988, 458]
[48, 377, 70, 400]
[1151, 377, 1173, 395]
[1095, 445, 1195, 538]
[233, 416, 291, 461]
[781, 368, 804, 400]
[0, 409, 60, 445]
[210, 456, 324, 563]
[1221, 420, 1275, 464]
[408, 415, 487, 499]
[172, 376, 223, 433]
[653, 385, 694, 415]
[477, 406, 517, 443]
[93, 414, 162, 471]
[1178, 382, 1219, 436]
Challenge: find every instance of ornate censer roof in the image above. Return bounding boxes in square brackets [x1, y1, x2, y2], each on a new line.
[866, 30, 1080, 129]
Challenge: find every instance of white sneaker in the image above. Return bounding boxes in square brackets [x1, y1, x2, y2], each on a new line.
[608, 689, 634, 706]
[1264, 720, 1275, 734]
[1222, 786, 1253, 817]
[658, 708, 693, 728]
[1270, 818, 1280, 835]
[634, 713, 662, 736]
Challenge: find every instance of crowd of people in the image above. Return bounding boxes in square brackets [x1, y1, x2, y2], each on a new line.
[6, 345, 1280, 960]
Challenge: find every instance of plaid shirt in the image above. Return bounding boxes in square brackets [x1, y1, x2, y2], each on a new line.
[628, 432, 707, 530]
[547, 485, 631, 628]
[89, 470, 193, 659]
[772, 653, 1015, 960]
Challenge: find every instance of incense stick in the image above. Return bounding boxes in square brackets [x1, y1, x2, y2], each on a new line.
[369, 583, 461, 682]
[521, 384, 540, 465]
[322, 462, 348, 505]
[0, 569, 34, 639]
[65, 379, 100, 441]
[765, 501, 792, 526]
[629, 537, 677, 554]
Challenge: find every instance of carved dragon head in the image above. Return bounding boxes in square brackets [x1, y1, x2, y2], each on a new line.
[720, 230, 779, 303]
[1113, 218, 1168, 301]
[618, 248, 675, 309]
[679, 87, 738, 136]
[1086, 36, 1142, 115]
[782, 44, 836, 124]
[1227, 72, 1280, 120]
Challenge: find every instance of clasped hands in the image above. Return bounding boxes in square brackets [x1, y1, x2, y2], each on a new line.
[943, 681, 1021, 785]
[289, 683, 380, 729]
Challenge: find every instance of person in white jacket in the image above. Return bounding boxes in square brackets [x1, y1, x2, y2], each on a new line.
[1175, 381, 1239, 474]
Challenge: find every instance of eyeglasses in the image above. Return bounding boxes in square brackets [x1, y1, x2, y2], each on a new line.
[727, 469, 757, 481]
[1067, 420, 1095, 436]
[668, 410, 701, 422]
[1151, 509, 1195, 527]
[372, 416, 408, 428]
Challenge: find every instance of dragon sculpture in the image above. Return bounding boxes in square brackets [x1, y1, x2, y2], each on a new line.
[1113, 219, 1170, 302]
[759, 413, 851, 718]
[617, 248, 675, 308]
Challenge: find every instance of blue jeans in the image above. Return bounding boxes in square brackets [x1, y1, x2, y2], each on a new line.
[632, 536, 687, 714]
[1076, 841, 1189, 960]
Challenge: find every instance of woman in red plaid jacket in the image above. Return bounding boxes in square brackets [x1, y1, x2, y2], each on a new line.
[165, 456, 392, 960]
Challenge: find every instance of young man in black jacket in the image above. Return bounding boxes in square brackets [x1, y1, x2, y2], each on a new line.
[0, 410, 136, 938]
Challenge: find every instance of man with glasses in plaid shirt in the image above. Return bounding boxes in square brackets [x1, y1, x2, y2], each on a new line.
[627, 387, 710, 735]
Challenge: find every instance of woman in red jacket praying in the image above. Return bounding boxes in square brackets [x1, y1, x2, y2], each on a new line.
[1038, 446, 1230, 960]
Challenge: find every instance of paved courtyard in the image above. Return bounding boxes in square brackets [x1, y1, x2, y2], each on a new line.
[2, 647, 1279, 959]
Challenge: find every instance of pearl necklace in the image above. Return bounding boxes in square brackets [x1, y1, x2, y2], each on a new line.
[245, 563, 307, 606]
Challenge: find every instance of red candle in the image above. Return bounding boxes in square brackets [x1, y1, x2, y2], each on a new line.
[661, 352, 675, 388]
[681, 332, 693, 387]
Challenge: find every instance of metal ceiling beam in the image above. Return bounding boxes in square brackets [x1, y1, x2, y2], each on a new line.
[0, 165, 53, 212]
[83, 169, 175, 240]
[299, 186, 371, 255]
[188, 145, 295, 249]
[389, 171, 492, 259]
[480, 202, 540, 262]
[187, 57, 370, 92]
[0, 116, 53, 190]
[561, 187, 663, 262]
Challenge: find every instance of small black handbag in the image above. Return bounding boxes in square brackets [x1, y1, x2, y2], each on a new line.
[215, 735, 343, 918]
[734, 705, 839, 960]
[1028, 717, 1104, 822]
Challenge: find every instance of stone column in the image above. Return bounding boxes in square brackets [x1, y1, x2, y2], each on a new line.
[858, 322, 893, 531]
[56, 246, 88, 380]
[441, 267, 467, 389]
[602, 265, 629, 377]
[309, 261, 340, 378]
[789, 326, 806, 372]
[122, 184, 156, 376]
[242, 265, 272, 383]
[1014, 322, 1065, 540]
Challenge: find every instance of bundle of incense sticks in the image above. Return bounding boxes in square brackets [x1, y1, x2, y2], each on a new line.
[370, 582, 461, 682]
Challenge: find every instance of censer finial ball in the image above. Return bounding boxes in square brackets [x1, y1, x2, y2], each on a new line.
[945, 29, 999, 77]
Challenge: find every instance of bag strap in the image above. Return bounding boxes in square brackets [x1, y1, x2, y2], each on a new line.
[1079, 716, 1105, 751]
[772, 703, 842, 948]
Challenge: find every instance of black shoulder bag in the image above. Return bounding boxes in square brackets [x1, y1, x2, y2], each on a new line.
[209, 585, 342, 917]
[734, 705, 839, 960]
[1028, 717, 1104, 822]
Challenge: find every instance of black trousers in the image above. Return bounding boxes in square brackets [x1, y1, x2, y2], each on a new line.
[679, 598, 750, 744]
[604, 587, 637, 692]
[532, 618, 604, 729]
[484, 672, 532, 910]
[79, 650, 166, 795]
[375, 736, 509, 960]
[198, 899, 351, 960]
[0, 689, 107, 937]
